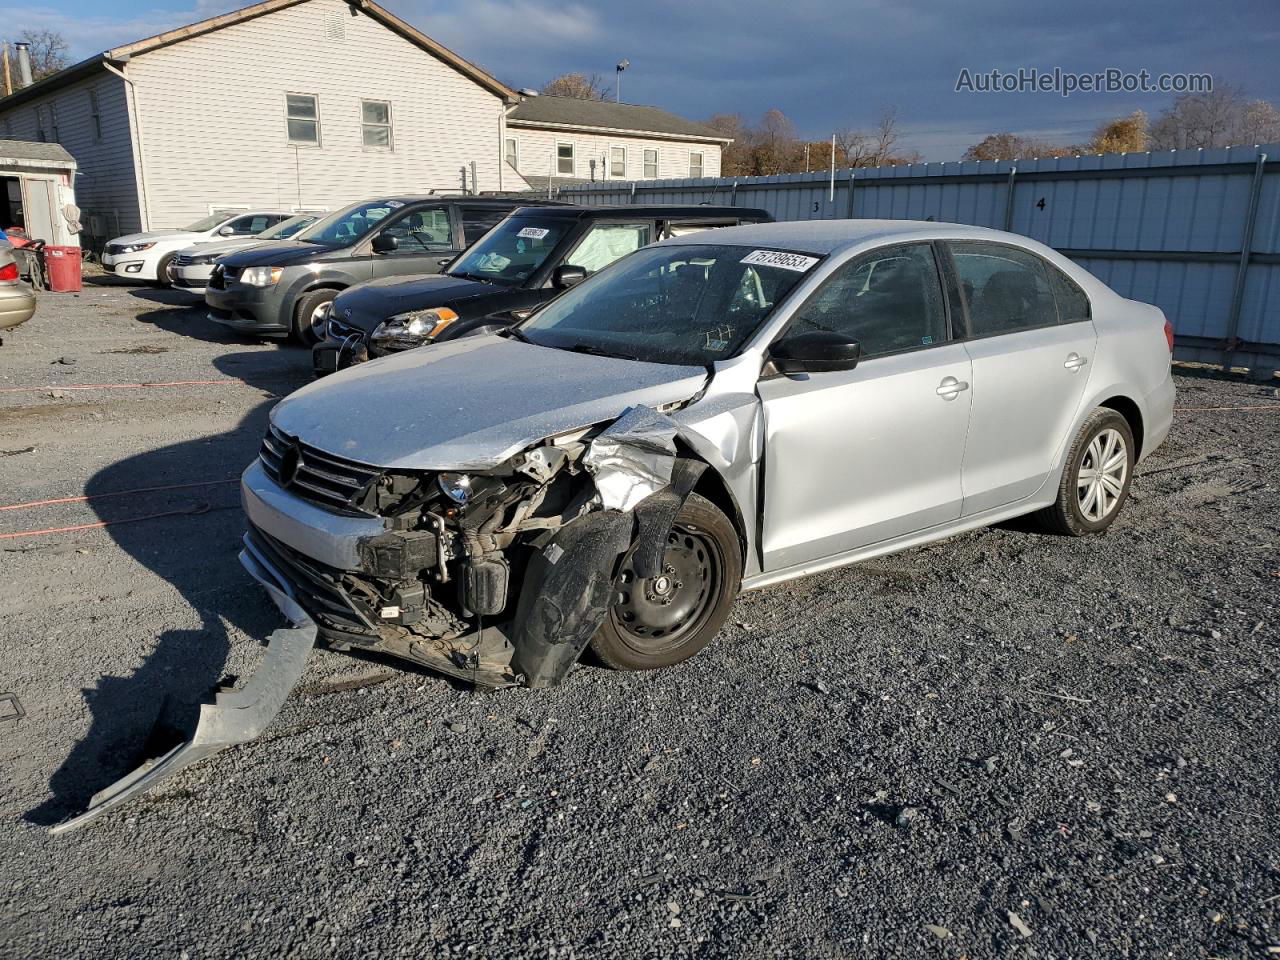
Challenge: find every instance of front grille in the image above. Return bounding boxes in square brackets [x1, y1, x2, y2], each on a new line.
[260, 423, 382, 514]
[245, 526, 377, 634]
[173, 253, 207, 267]
[326, 315, 365, 342]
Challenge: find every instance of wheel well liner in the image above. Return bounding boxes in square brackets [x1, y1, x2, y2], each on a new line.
[1099, 395, 1144, 457]
[676, 444, 748, 565]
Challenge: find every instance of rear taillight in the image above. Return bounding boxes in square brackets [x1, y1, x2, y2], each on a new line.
[0, 261, 17, 284]
[1163, 319, 1175, 352]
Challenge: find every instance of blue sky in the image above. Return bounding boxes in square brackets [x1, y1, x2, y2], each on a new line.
[5, 0, 1278, 159]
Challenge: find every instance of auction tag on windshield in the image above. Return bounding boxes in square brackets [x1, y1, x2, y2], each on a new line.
[517, 226, 550, 240]
[741, 249, 819, 272]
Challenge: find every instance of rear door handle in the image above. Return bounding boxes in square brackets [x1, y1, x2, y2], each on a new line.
[936, 376, 969, 400]
[1064, 353, 1088, 371]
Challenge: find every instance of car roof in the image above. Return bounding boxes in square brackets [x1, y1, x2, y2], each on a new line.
[507, 204, 770, 221]
[660, 219, 1050, 255]
[362, 195, 566, 207]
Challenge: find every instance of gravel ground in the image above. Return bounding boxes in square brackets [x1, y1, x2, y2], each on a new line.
[1, 274, 1278, 959]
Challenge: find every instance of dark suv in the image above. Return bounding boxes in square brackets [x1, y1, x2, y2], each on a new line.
[312, 204, 772, 375]
[205, 196, 564, 342]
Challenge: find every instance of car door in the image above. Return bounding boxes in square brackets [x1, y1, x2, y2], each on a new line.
[945, 241, 1097, 515]
[369, 205, 455, 279]
[757, 242, 973, 572]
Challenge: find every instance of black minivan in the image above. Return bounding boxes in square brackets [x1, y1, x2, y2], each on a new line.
[205, 196, 564, 343]
[312, 204, 772, 375]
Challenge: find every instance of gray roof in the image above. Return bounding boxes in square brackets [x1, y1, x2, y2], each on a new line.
[508, 96, 729, 142]
[662, 219, 1035, 256]
[0, 139, 76, 166]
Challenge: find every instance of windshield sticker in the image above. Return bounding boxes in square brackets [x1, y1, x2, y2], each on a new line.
[385, 200, 405, 209]
[517, 226, 550, 240]
[741, 249, 820, 272]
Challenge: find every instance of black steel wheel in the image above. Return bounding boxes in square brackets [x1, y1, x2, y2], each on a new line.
[590, 493, 741, 672]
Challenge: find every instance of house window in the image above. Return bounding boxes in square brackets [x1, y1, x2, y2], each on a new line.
[689, 151, 704, 178]
[643, 148, 658, 179]
[556, 141, 574, 176]
[609, 145, 626, 178]
[89, 88, 103, 141]
[504, 137, 518, 170]
[361, 100, 392, 148]
[286, 93, 320, 145]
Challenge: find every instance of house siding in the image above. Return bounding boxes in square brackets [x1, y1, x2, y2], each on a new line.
[505, 124, 723, 183]
[125, 0, 512, 228]
[0, 72, 142, 243]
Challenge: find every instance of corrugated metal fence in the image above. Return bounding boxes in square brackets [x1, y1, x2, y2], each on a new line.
[559, 145, 1280, 375]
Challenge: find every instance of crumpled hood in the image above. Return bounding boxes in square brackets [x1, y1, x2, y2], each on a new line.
[334, 274, 495, 331]
[270, 335, 708, 471]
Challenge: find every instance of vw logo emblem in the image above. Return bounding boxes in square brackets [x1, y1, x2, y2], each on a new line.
[278, 441, 302, 487]
[343, 308, 352, 319]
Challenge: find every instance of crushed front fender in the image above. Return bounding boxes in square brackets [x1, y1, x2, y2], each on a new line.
[49, 621, 315, 836]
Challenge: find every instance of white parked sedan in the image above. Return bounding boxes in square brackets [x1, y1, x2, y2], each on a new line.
[101, 210, 294, 286]
[169, 214, 318, 294]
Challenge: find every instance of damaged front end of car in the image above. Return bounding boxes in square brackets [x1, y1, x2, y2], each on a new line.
[241, 404, 709, 690]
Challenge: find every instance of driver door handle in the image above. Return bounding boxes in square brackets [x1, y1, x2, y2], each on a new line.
[1064, 352, 1088, 371]
[936, 376, 969, 400]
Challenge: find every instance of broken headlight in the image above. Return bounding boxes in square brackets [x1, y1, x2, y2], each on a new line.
[371, 308, 459, 351]
[437, 472, 472, 504]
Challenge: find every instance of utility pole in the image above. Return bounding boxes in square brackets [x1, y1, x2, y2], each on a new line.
[615, 59, 629, 103]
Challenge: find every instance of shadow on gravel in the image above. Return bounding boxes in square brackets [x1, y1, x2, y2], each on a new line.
[25, 350, 311, 826]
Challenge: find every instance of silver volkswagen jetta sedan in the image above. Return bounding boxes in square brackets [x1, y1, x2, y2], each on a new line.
[241, 219, 1174, 689]
[55, 219, 1181, 831]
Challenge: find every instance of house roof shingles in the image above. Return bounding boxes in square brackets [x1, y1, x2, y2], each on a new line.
[508, 96, 729, 142]
[0, 139, 76, 165]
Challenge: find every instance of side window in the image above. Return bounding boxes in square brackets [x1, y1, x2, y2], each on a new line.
[226, 215, 268, 235]
[461, 207, 507, 245]
[789, 242, 947, 358]
[1047, 264, 1091, 324]
[950, 242, 1057, 336]
[666, 221, 730, 239]
[563, 222, 652, 274]
[380, 207, 453, 252]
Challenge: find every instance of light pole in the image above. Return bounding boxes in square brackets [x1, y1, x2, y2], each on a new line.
[615, 59, 629, 103]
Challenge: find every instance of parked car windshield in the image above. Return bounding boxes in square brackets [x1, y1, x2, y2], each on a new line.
[516, 243, 815, 365]
[182, 213, 232, 232]
[447, 216, 571, 285]
[259, 215, 316, 240]
[295, 201, 400, 248]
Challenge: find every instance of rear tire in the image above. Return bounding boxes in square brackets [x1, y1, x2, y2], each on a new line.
[292, 289, 336, 345]
[1035, 408, 1135, 536]
[589, 493, 741, 672]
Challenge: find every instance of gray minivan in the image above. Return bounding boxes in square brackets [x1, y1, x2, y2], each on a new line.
[205, 196, 562, 342]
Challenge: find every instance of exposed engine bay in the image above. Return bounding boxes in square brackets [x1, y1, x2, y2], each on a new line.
[244, 404, 703, 689]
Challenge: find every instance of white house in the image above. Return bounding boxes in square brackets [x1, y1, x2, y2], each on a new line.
[0, 0, 732, 254]
[503, 95, 730, 191]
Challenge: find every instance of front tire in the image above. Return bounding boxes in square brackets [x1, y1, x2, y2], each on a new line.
[151, 253, 176, 288]
[590, 493, 741, 672]
[1036, 408, 1135, 536]
[292, 289, 336, 345]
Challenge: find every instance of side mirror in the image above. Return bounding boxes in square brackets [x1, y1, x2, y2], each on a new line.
[768, 331, 861, 374]
[371, 232, 399, 254]
[218, 226, 235, 236]
[552, 264, 588, 289]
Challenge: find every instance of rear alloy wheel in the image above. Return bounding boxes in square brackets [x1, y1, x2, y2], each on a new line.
[1036, 408, 1135, 536]
[590, 493, 741, 672]
[292, 289, 336, 345]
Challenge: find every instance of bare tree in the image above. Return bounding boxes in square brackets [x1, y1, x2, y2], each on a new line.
[6, 29, 69, 81]
[1149, 85, 1280, 149]
[539, 72, 607, 100]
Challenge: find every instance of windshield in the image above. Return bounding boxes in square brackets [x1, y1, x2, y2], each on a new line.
[448, 216, 570, 285]
[517, 243, 818, 365]
[260, 215, 316, 240]
[182, 212, 231, 232]
[296, 200, 400, 247]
